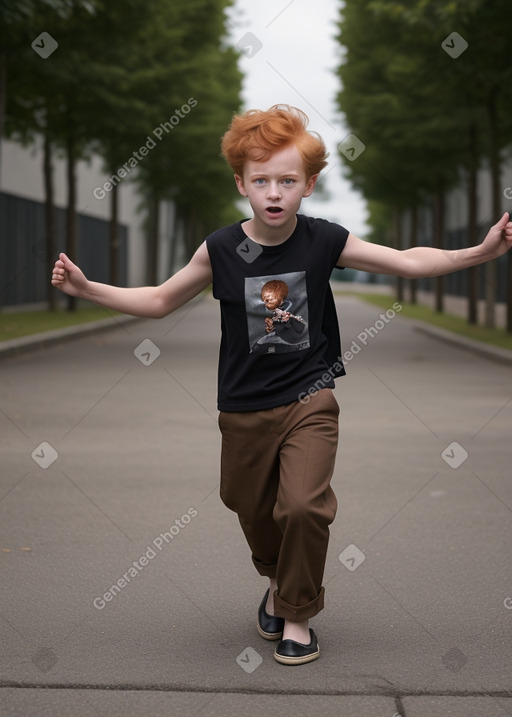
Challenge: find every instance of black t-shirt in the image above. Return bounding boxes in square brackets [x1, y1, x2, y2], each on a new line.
[206, 214, 349, 411]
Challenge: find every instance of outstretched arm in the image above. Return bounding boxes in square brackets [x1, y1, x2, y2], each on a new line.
[339, 212, 512, 279]
[51, 242, 213, 318]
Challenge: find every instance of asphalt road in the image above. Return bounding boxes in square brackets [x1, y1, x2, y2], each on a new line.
[0, 292, 511, 717]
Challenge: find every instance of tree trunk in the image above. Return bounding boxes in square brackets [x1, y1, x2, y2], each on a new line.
[484, 90, 501, 329]
[0, 52, 6, 191]
[147, 193, 159, 285]
[433, 190, 444, 313]
[169, 207, 179, 276]
[409, 205, 418, 304]
[392, 207, 404, 303]
[109, 181, 119, 286]
[0, 53, 5, 309]
[466, 136, 478, 325]
[43, 131, 57, 311]
[66, 135, 77, 312]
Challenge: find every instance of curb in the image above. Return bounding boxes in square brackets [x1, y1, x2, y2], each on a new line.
[0, 315, 141, 360]
[412, 323, 512, 366]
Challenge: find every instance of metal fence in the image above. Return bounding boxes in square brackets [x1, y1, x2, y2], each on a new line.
[0, 191, 127, 307]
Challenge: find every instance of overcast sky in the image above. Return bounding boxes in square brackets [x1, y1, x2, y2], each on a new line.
[225, 0, 368, 237]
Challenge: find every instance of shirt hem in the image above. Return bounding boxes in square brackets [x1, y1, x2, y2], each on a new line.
[217, 378, 343, 413]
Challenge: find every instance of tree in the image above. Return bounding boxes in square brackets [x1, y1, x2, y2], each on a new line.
[4, 0, 106, 310]
[336, 0, 464, 306]
[361, 0, 512, 329]
[2, 0, 243, 306]
[134, 0, 242, 282]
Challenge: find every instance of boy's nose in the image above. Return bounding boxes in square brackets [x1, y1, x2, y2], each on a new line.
[266, 183, 281, 199]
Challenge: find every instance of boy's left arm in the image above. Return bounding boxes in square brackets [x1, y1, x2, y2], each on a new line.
[340, 212, 512, 279]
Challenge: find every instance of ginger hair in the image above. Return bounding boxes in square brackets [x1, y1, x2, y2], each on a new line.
[221, 105, 329, 178]
[261, 280, 288, 304]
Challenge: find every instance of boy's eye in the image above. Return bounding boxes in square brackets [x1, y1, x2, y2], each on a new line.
[282, 178, 295, 185]
[254, 178, 267, 185]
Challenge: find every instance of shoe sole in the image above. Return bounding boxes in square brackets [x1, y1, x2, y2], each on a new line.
[273, 647, 320, 665]
[257, 622, 283, 641]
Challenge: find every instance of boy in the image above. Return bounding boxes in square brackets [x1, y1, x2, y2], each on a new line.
[52, 105, 512, 665]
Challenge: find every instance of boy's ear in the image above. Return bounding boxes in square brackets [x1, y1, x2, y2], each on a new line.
[234, 174, 248, 197]
[303, 173, 319, 197]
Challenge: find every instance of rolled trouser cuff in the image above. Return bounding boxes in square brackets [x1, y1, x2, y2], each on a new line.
[273, 586, 325, 622]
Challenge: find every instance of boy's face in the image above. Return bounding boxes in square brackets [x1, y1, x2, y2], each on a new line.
[234, 144, 318, 230]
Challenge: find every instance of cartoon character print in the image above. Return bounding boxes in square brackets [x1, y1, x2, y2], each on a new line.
[247, 273, 310, 354]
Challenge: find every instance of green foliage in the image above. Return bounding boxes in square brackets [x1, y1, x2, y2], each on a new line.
[337, 0, 462, 214]
[336, 0, 512, 239]
[2, 0, 242, 258]
[365, 201, 393, 246]
[134, 0, 242, 237]
[0, 305, 120, 341]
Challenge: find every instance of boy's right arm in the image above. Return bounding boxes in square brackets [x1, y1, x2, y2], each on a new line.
[51, 242, 213, 318]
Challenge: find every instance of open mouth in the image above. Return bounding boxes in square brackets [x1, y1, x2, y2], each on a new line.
[266, 206, 283, 214]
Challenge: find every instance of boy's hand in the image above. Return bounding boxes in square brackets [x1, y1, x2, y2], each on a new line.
[51, 253, 89, 298]
[481, 212, 512, 260]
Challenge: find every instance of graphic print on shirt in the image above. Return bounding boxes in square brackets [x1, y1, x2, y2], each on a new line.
[245, 271, 310, 354]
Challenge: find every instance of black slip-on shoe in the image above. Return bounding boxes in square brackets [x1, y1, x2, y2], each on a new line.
[274, 628, 320, 665]
[257, 588, 284, 640]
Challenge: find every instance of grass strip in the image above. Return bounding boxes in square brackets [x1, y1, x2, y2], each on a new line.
[337, 291, 512, 351]
[0, 306, 122, 342]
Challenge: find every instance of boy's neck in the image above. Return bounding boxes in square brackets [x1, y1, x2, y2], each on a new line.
[242, 215, 298, 246]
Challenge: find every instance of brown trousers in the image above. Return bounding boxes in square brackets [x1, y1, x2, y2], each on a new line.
[218, 388, 339, 622]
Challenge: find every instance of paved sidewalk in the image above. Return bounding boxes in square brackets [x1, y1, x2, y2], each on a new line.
[0, 292, 511, 716]
[332, 281, 512, 366]
[334, 280, 508, 330]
